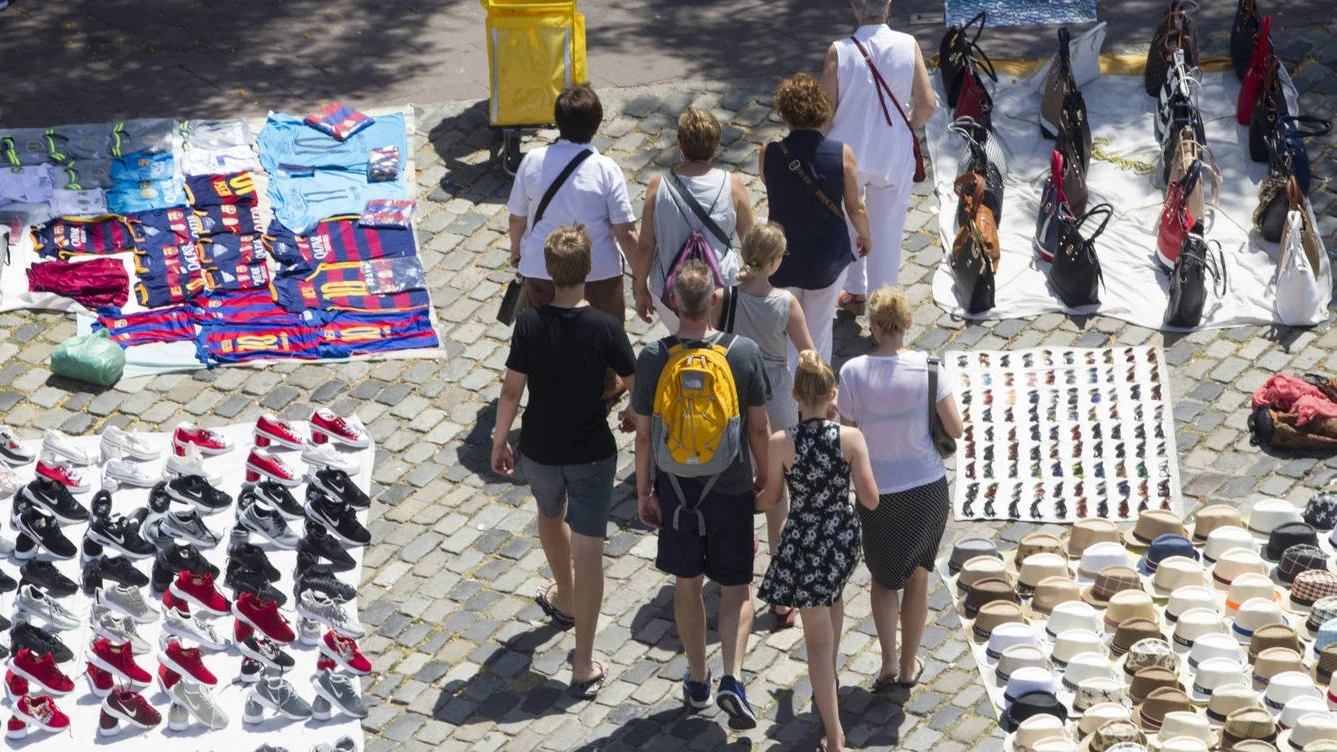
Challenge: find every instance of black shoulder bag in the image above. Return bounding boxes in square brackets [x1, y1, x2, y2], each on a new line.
[927, 357, 956, 457]
[1048, 203, 1111, 309]
[719, 285, 740, 333]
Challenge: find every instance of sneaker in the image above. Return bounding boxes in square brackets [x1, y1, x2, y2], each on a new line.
[7, 648, 73, 694]
[715, 675, 758, 730]
[19, 561, 75, 598]
[296, 590, 364, 638]
[171, 422, 232, 457]
[163, 449, 222, 486]
[319, 632, 371, 675]
[40, 430, 93, 466]
[96, 584, 159, 625]
[168, 680, 228, 729]
[228, 542, 281, 583]
[138, 515, 174, 554]
[244, 448, 302, 487]
[34, 456, 89, 494]
[251, 481, 304, 519]
[151, 542, 218, 593]
[158, 636, 217, 685]
[0, 467, 18, 499]
[102, 460, 159, 489]
[0, 427, 34, 466]
[19, 478, 87, 525]
[232, 592, 295, 644]
[87, 664, 114, 697]
[245, 676, 312, 721]
[160, 508, 220, 548]
[164, 475, 232, 513]
[305, 490, 369, 546]
[13, 506, 75, 560]
[89, 489, 114, 520]
[238, 498, 299, 548]
[100, 426, 160, 463]
[297, 522, 356, 572]
[295, 564, 356, 604]
[162, 607, 228, 651]
[254, 414, 305, 450]
[9, 624, 72, 664]
[311, 671, 368, 719]
[682, 669, 712, 710]
[310, 408, 370, 449]
[168, 570, 230, 616]
[101, 689, 160, 731]
[85, 511, 155, 558]
[0, 568, 18, 595]
[237, 634, 295, 672]
[226, 564, 287, 606]
[95, 556, 150, 589]
[300, 443, 359, 474]
[14, 585, 78, 631]
[312, 736, 358, 752]
[308, 467, 370, 510]
[9, 694, 70, 737]
[86, 638, 151, 687]
[90, 604, 150, 655]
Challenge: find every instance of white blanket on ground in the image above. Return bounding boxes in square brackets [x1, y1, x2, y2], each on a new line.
[927, 69, 1316, 330]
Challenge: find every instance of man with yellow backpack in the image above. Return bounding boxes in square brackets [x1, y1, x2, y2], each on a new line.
[630, 259, 772, 731]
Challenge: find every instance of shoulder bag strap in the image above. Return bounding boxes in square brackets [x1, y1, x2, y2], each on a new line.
[927, 357, 939, 426]
[667, 171, 731, 247]
[851, 37, 927, 181]
[776, 140, 845, 221]
[720, 286, 740, 334]
[532, 149, 593, 227]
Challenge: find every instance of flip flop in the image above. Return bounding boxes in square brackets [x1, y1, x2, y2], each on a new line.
[896, 657, 925, 689]
[534, 580, 575, 629]
[837, 292, 867, 315]
[569, 661, 606, 699]
[870, 673, 900, 693]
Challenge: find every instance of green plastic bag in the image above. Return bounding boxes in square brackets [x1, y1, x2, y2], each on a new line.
[51, 330, 125, 387]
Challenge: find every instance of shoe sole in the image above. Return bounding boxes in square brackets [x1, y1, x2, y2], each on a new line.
[310, 428, 369, 450]
[715, 691, 757, 730]
[305, 507, 369, 547]
[0, 448, 34, 466]
[318, 641, 370, 675]
[244, 460, 302, 488]
[159, 654, 216, 687]
[167, 582, 230, 617]
[312, 682, 367, 719]
[296, 601, 365, 640]
[86, 653, 150, 688]
[7, 663, 71, 696]
[253, 427, 305, 450]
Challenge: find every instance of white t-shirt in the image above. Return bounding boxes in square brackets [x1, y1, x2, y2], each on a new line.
[837, 350, 953, 494]
[506, 140, 636, 282]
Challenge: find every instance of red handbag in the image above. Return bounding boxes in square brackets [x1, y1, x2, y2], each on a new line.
[1237, 15, 1272, 125]
[1156, 161, 1201, 270]
[953, 59, 995, 131]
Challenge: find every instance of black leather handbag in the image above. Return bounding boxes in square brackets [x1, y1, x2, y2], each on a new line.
[951, 215, 996, 315]
[1057, 89, 1092, 175]
[940, 11, 988, 108]
[1160, 96, 1206, 183]
[951, 118, 1005, 224]
[1272, 115, 1332, 195]
[1231, 0, 1262, 82]
[1164, 222, 1227, 329]
[1034, 150, 1075, 264]
[1247, 57, 1286, 162]
[1049, 203, 1111, 308]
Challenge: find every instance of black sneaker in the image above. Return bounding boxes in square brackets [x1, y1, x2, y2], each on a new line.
[225, 563, 287, 606]
[165, 475, 232, 513]
[10, 622, 73, 664]
[20, 560, 76, 598]
[85, 511, 156, 559]
[19, 478, 88, 525]
[238, 634, 295, 671]
[304, 489, 370, 546]
[309, 467, 370, 510]
[13, 507, 76, 560]
[81, 563, 102, 597]
[298, 521, 356, 572]
[295, 563, 356, 604]
[147, 481, 172, 514]
[90, 489, 113, 520]
[227, 542, 280, 583]
[253, 481, 304, 519]
[0, 567, 16, 594]
[151, 542, 218, 593]
[97, 556, 150, 589]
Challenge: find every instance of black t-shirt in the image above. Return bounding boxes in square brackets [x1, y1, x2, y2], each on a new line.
[505, 305, 637, 466]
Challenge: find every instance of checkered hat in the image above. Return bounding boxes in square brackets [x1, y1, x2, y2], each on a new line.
[1306, 596, 1337, 637]
[1304, 491, 1337, 532]
[1277, 544, 1330, 585]
[1285, 569, 1337, 614]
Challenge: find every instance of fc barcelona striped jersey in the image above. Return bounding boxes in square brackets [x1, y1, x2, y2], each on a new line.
[94, 307, 196, 348]
[273, 256, 429, 313]
[32, 215, 137, 258]
[265, 217, 416, 271]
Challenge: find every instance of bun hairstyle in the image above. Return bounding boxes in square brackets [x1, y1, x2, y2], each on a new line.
[868, 285, 912, 336]
[735, 222, 786, 282]
[793, 349, 836, 405]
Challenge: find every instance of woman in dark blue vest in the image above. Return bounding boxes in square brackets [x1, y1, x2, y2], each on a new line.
[760, 73, 872, 369]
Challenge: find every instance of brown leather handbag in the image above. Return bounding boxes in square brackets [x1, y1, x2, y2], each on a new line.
[954, 173, 1000, 272]
[1168, 126, 1218, 221]
[1255, 174, 1302, 243]
[1146, 6, 1199, 97]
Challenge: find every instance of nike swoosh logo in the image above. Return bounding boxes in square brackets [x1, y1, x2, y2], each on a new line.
[27, 488, 58, 506]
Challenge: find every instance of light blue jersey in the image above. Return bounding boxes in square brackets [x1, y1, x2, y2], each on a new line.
[267, 169, 409, 234]
[257, 113, 407, 175]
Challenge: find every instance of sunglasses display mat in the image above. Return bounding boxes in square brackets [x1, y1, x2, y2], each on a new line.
[952, 346, 1182, 523]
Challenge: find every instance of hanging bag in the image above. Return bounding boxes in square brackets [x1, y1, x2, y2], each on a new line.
[1164, 224, 1227, 329]
[1059, 135, 1088, 216]
[658, 174, 730, 314]
[1231, 0, 1262, 82]
[1041, 27, 1076, 140]
[927, 358, 957, 457]
[1237, 16, 1273, 125]
[849, 37, 926, 183]
[1049, 203, 1111, 309]
[1275, 198, 1333, 326]
[939, 11, 987, 108]
[1034, 149, 1075, 264]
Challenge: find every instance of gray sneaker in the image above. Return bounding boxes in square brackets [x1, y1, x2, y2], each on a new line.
[90, 604, 150, 654]
[96, 583, 159, 625]
[238, 500, 299, 549]
[295, 590, 365, 639]
[170, 680, 228, 729]
[163, 606, 227, 650]
[311, 672, 368, 719]
[246, 676, 312, 721]
[160, 509, 220, 548]
[310, 736, 357, 752]
[15, 583, 79, 631]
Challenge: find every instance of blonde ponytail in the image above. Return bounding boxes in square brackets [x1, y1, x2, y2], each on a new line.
[735, 222, 787, 283]
[793, 349, 836, 405]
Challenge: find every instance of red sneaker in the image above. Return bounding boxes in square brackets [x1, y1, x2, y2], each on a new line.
[101, 689, 161, 730]
[161, 590, 189, 615]
[155, 664, 180, 693]
[98, 709, 119, 737]
[254, 414, 305, 450]
[168, 571, 230, 616]
[87, 639, 151, 688]
[9, 694, 69, 737]
[232, 592, 295, 644]
[244, 448, 302, 487]
[34, 458, 88, 493]
[3, 671, 27, 702]
[320, 631, 372, 675]
[158, 638, 216, 686]
[85, 664, 114, 698]
[171, 423, 232, 457]
[7, 650, 73, 695]
[310, 408, 369, 449]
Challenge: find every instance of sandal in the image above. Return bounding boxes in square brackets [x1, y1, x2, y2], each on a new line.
[569, 661, 606, 699]
[837, 292, 867, 315]
[896, 657, 925, 689]
[870, 673, 899, 693]
[772, 605, 798, 631]
[534, 580, 575, 629]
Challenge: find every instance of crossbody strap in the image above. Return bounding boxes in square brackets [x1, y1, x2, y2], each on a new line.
[720, 286, 739, 333]
[533, 149, 593, 227]
[666, 171, 731, 247]
[927, 357, 940, 431]
[775, 140, 845, 220]
[850, 37, 916, 136]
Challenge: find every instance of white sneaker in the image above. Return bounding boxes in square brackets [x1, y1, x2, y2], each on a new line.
[100, 426, 160, 462]
[164, 447, 222, 487]
[0, 426, 34, 466]
[299, 444, 359, 474]
[0, 466, 17, 498]
[103, 460, 160, 489]
[40, 430, 94, 466]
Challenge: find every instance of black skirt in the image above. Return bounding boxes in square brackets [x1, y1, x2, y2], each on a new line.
[858, 476, 950, 590]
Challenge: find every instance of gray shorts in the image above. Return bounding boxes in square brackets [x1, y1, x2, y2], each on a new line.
[521, 453, 617, 539]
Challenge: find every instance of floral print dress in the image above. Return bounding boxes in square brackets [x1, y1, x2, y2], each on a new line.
[758, 419, 862, 608]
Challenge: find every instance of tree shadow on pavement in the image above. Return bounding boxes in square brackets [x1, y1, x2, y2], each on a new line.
[428, 101, 515, 205]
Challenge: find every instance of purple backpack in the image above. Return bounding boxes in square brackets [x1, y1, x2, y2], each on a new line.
[660, 173, 729, 314]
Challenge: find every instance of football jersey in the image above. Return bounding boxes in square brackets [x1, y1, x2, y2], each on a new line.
[258, 112, 406, 174]
[310, 308, 440, 358]
[265, 217, 416, 271]
[0, 165, 56, 205]
[108, 119, 175, 158]
[128, 207, 196, 247]
[48, 189, 108, 218]
[273, 256, 429, 312]
[266, 168, 409, 235]
[135, 276, 206, 309]
[189, 203, 261, 236]
[107, 177, 187, 214]
[192, 290, 303, 326]
[1, 129, 57, 166]
[94, 307, 196, 348]
[197, 323, 321, 365]
[184, 172, 258, 207]
[45, 124, 114, 161]
[32, 215, 137, 258]
[110, 153, 175, 183]
[133, 242, 202, 279]
[180, 119, 257, 176]
[203, 262, 270, 292]
[196, 234, 265, 266]
[58, 160, 114, 190]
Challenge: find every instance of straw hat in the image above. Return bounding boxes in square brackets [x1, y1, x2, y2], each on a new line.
[1277, 712, 1337, 752]
[1001, 690, 1068, 733]
[960, 577, 1020, 618]
[1020, 553, 1074, 596]
[1283, 570, 1337, 614]
[1133, 687, 1194, 733]
[1073, 677, 1129, 717]
[1251, 648, 1305, 692]
[1190, 657, 1247, 704]
[1124, 510, 1188, 550]
[1165, 586, 1222, 623]
[1013, 534, 1067, 575]
[1172, 608, 1229, 654]
[1275, 696, 1328, 732]
[997, 644, 1053, 686]
[1225, 573, 1282, 615]
[1275, 545, 1329, 587]
[1139, 535, 1200, 576]
[1062, 652, 1119, 694]
[1186, 632, 1246, 672]
[1004, 666, 1063, 708]
[1205, 684, 1263, 728]
[1079, 719, 1148, 752]
[1243, 498, 1303, 541]
[1231, 599, 1289, 645]
[986, 621, 1040, 662]
[1079, 703, 1134, 739]
[1261, 671, 1322, 714]
[1248, 624, 1303, 663]
[1212, 549, 1271, 592]
[1044, 600, 1104, 640]
[1154, 711, 1215, 750]
[1068, 519, 1122, 559]
[1078, 542, 1134, 584]
[1302, 597, 1337, 639]
[1192, 504, 1245, 544]
[1104, 591, 1157, 632]
[1112, 618, 1167, 658]
[1025, 577, 1086, 623]
[1204, 527, 1259, 564]
[955, 555, 1013, 595]
[1219, 707, 1279, 749]
[948, 536, 1005, 575]
[1084, 567, 1146, 607]
[1118, 638, 1178, 680]
[1150, 557, 1209, 598]
[1053, 630, 1106, 669]
[1130, 667, 1186, 705]
[1312, 644, 1337, 687]
[971, 600, 1027, 642]
[1005, 714, 1073, 752]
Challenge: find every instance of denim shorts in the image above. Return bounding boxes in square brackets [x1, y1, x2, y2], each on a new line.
[521, 453, 617, 539]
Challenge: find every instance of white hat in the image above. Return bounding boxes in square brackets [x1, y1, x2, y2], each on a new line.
[1232, 598, 1289, 644]
[1104, 591, 1158, 632]
[1224, 572, 1281, 615]
[1276, 695, 1328, 731]
[1029, 740, 1078, 752]
[1154, 711, 1214, 749]
[1263, 670, 1323, 714]
[1003, 665, 1060, 707]
[1019, 553, 1073, 594]
[1172, 608, 1229, 653]
[1150, 557, 1208, 597]
[1189, 657, 1247, 703]
[1165, 586, 1222, 623]
[1053, 629, 1105, 669]
[1004, 713, 1072, 752]
[1061, 652, 1117, 693]
[1327, 670, 1337, 710]
[1278, 712, 1337, 752]
[1212, 548, 1270, 591]
[1078, 541, 1133, 584]
[1073, 677, 1128, 716]
[1156, 739, 1208, 752]
[996, 644, 1052, 686]
[1186, 632, 1247, 671]
[1078, 702, 1134, 738]
[1046, 601, 1103, 640]
[1244, 498, 1304, 540]
[987, 622, 1040, 664]
[1204, 527, 1258, 564]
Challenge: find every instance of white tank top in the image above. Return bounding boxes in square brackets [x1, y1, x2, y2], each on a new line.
[827, 24, 918, 187]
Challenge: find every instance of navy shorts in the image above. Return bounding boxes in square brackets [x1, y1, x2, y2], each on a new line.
[654, 474, 755, 587]
[521, 453, 616, 539]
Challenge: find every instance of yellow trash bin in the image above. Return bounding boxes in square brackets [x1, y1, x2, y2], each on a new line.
[480, 0, 588, 129]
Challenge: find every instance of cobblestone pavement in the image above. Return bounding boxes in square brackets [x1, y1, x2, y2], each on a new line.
[0, 19, 1336, 752]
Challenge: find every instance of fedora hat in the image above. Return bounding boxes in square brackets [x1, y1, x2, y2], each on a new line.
[1264, 523, 1321, 564]
[1003, 690, 1068, 733]
[1125, 510, 1189, 550]
[987, 621, 1040, 662]
[1005, 714, 1073, 752]
[1130, 667, 1186, 705]
[1157, 711, 1216, 749]
[1085, 566, 1146, 607]
[1118, 638, 1178, 679]
[1253, 648, 1305, 692]
[1079, 703, 1134, 739]
[1005, 666, 1062, 707]
[1045, 600, 1104, 639]
[1304, 491, 1337, 532]
[1276, 696, 1328, 732]
[1113, 618, 1167, 658]
[1327, 670, 1337, 711]
[1213, 549, 1271, 591]
[997, 644, 1053, 685]
[1014, 534, 1067, 574]
[1105, 591, 1157, 632]
[1206, 527, 1262, 565]
[1134, 687, 1194, 732]
[1245, 499, 1304, 541]
[949, 536, 1004, 575]
[1248, 625, 1303, 663]
[1206, 684, 1264, 728]
[1069, 519, 1122, 559]
[1187, 632, 1247, 671]
[1173, 608, 1229, 653]
[1054, 629, 1106, 668]
[1166, 586, 1223, 623]
[1080, 542, 1135, 584]
[1221, 707, 1279, 748]
[1278, 712, 1337, 752]
[1276, 545, 1330, 586]
[1140, 535, 1200, 575]
[1191, 657, 1249, 704]
[1080, 719, 1148, 752]
[1303, 598, 1337, 639]
[960, 577, 1020, 618]
[1285, 570, 1337, 614]
[1227, 573, 1282, 614]
[1315, 618, 1337, 657]
[1074, 677, 1129, 716]
[1313, 644, 1337, 687]
[1021, 553, 1074, 595]
[972, 600, 1027, 642]
[1297, 740, 1337, 752]
[1151, 558, 1209, 598]
[1263, 672, 1322, 714]
[956, 556, 1013, 595]
[1157, 738, 1209, 752]
[1233, 599, 1289, 645]
[1063, 652, 1118, 693]
[1026, 577, 1086, 622]
[1194, 504, 1246, 544]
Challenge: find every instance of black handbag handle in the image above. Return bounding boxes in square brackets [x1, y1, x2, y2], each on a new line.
[1075, 203, 1114, 241]
[962, 11, 987, 44]
[1279, 116, 1333, 139]
[1056, 27, 1073, 76]
[968, 43, 998, 83]
[1171, 160, 1202, 210]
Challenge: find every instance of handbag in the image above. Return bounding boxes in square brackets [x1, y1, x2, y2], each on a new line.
[1271, 115, 1332, 195]
[1255, 172, 1299, 244]
[776, 140, 845, 220]
[939, 11, 987, 108]
[954, 59, 996, 131]
[1146, 9, 1199, 98]
[1154, 49, 1202, 146]
[1157, 159, 1201, 270]
[1041, 27, 1076, 140]
[1159, 95, 1206, 184]
[1057, 88, 1091, 175]
[850, 37, 926, 183]
[1167, 127, 1218, 222]
[1232, 0, 1262, 81]
[951, 120, 1005, 224]
[927, 357, 957, 457]
[1275, 200, 1333, 326]
[1049, 203, 1111, 308]
[953, 173, 1000, 273]
[1247, 57, 1286, 162]
[1058, 134, 1088, 216]
[1034, 149, 1075, 263]
[1237, 15, 1273, 125]
[951, 213, 996, 315]
[1164, 224, 1227, 329]
[1037, 22, 1107, 89]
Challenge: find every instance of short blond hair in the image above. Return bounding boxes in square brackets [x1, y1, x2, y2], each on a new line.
[868, 286, 912, 335]
[677, 107, 721, 162]
[793, 350, 836, 405]
[735, 222, 786, 283]
[544, 225, 591, 287]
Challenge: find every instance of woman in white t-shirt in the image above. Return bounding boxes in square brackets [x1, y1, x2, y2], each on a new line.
[835, 286, 962, 691]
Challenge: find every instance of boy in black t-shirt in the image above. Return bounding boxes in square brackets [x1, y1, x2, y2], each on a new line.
[492, 225, 636, 700]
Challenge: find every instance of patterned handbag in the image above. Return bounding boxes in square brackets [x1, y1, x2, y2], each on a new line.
[1231, 0, 1262, 81]
[1146, 1, 1199, 97]
[953, 173, 1000, 272]
[951, 119, 1006, 224]
[1167, 127, 1219, 222]
[1034, 149, 1075, 264]
[1237, 15, 1273, 125]
[1154, 49, 1202, 146]
[1157, 160, 1201, 270]
[1255, 173, 1302, 244]
[1159, 89, 1206, 183]
[1049, 203, 1111, 308]
[939, 11, 987, 108]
